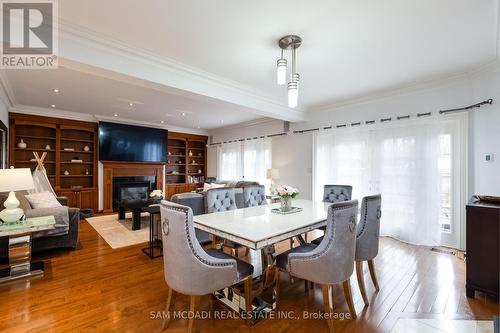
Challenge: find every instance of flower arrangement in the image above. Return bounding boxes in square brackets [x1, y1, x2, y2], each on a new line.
[276, 185, 299, 198]
[149, 189, 164, 199]
[276, 185, 299, 212]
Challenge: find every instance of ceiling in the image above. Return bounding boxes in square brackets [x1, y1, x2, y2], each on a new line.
[58, 0, 498, 108]
[2, 0, 499, 130]
[4, 67, 262, 130]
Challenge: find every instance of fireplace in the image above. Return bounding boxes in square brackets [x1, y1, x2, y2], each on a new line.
[112, 176, 156, 212]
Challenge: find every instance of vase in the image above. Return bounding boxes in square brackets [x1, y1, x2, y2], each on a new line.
[18, 139, 27, 149]
[280, 196, 292, 212]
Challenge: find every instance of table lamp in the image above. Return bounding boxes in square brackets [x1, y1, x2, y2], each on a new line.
[0, 168, 34, 223]
[266, 168, 280, 195]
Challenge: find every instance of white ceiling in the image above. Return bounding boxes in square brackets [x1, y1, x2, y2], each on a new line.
[58, 0, 498, 108]
[4, 66, 262, 130]
[2, 0, 499, 130]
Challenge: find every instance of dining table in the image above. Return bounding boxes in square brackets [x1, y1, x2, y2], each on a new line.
[193, 199, 331, 321]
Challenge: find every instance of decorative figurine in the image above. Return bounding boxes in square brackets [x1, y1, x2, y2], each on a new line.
[83, 145, 90, 152]
[189, 150, 193, 157]
[45, 144, 51, 150]
[64, 170, 70, 175]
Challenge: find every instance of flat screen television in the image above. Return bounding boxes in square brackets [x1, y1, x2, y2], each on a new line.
[98, 122, 167, 162]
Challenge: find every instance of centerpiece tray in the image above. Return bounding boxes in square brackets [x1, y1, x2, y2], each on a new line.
[271, 207, 303, 215]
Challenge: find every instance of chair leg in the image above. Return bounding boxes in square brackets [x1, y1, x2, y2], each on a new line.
[161, 287, 174, 330]
[368, 259, 380, 291]
[290, 238, 294, 249]
[188, 295, 200, 333]
[322, 285, 334, 333]
[244, 276, 253, 318]
[274, 269, 280, 308]
[342, 280, 357, 319]
[356, 261, 369, 306]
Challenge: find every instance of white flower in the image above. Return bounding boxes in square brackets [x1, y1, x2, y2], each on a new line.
[150, 190, 164, 198]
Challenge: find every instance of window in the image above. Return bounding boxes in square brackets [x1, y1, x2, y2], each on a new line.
[217, 139, 272, 188]
[314, 114, 465, 247]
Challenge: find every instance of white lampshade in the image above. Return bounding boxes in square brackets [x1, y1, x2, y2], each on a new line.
[266, 168, 280, 180]
[0, 168, 34, 192]
[277, 59, 287, 85]
[287, 81, 299, 108]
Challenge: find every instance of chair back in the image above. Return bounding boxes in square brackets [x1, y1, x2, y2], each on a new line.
[289, 200, 358, 285]
[205, 188, 237, 213]
[160, 200, 238, 295]
[323, 185, 352, 203]
[356, 194, 382, 261]
[243, 185, 267, 207]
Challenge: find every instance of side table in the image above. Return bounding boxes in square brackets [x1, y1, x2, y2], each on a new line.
[0, 216, 56, 284]
[142, 205, 162, 259]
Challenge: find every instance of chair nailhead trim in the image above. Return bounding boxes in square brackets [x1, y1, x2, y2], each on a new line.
[162, 205, 234, 268]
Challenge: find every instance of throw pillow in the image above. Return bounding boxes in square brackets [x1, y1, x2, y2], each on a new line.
[203, 182, 226, 192]
[25, 191, 63, 209]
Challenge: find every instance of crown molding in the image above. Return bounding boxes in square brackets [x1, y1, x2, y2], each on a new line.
[57, 19, 306, 122]
[309, 60, 499, 112]
[9, 104, 209, 135]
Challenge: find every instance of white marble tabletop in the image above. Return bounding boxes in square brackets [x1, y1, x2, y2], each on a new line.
[194, 199, 330, 250]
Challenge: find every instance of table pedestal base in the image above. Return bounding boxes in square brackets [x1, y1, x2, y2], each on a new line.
[0, 262, 45, 283]
[0, 233, 45, 284]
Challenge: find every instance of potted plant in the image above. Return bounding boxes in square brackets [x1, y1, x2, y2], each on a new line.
[276, 185, 299, 212]
[149, 189, 164, 204]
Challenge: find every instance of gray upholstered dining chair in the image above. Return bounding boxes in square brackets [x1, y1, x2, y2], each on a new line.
[205, 188, 248, 257]
[275, 200, 359, 331]
[243, 185, 267, 207]
[355, 194, 382, 306]
[323, 184, 352, 203]
[303, 184, 354, 247]
[205, 187, 238, 213]
[159, 200, 254, 332]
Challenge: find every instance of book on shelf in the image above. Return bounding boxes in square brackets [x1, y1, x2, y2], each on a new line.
[71, 159, 83, 163]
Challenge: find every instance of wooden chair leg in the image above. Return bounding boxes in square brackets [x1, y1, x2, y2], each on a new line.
[356, 261, 369, 306]
[161, 287, 174, 330]
[290, 238, 294, 249]
[368, 259, 380, 291]
[188, 295, 200, 333]
[342, 280, 357, 319]
[274, 269, 280, 308]
[244, 276, 253, 317]
[322, 285, 334, 333]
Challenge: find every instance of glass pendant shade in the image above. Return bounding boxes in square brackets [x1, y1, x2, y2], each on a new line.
[277, 59, 287, 85]
[287, 81, 299, 108]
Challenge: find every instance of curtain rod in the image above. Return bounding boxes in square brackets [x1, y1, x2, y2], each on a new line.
[439, 99, 493, 114]
[209, 99, 493, 146]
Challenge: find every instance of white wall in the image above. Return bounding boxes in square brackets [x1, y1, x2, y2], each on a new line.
[208, 68, 500, 198]
[470, 68, 500, 195]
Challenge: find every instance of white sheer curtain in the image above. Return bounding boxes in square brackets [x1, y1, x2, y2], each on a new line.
[314, 116, 464, 246]
[217, 142, 243, 180]
[217, 139, 272, 187]
[243, 139, 272, 189]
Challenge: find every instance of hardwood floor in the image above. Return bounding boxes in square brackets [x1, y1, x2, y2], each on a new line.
[0, 221, 498, 333]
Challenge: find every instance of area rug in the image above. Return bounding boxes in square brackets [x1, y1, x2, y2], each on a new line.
[86, 213, 150, 249]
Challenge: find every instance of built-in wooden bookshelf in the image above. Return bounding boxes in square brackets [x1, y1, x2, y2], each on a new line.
[9, 113, 98, 211]
[165, 132, 207, 199]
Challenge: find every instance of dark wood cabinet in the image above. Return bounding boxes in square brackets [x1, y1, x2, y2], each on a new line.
[165, 132, 207, 199]
[9, 113, 98, 211]
[465, 199, 499, 299]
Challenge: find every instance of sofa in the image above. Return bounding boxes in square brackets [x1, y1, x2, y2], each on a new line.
[0, 192, 80, 260]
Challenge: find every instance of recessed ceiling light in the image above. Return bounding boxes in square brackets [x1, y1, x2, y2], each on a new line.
[50, 104, 56, 108]
[114, 113, 118, 117]
[181, 112, 186, 116]
[128, 103, 134, 107]
[52, 88, 60, 93]
[161, 120, 165, 124]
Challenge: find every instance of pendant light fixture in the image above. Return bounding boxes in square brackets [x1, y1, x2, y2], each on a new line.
[276, 35, 302, 108]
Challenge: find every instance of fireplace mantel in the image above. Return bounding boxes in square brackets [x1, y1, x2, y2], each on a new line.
[101, 161, 164, 213]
